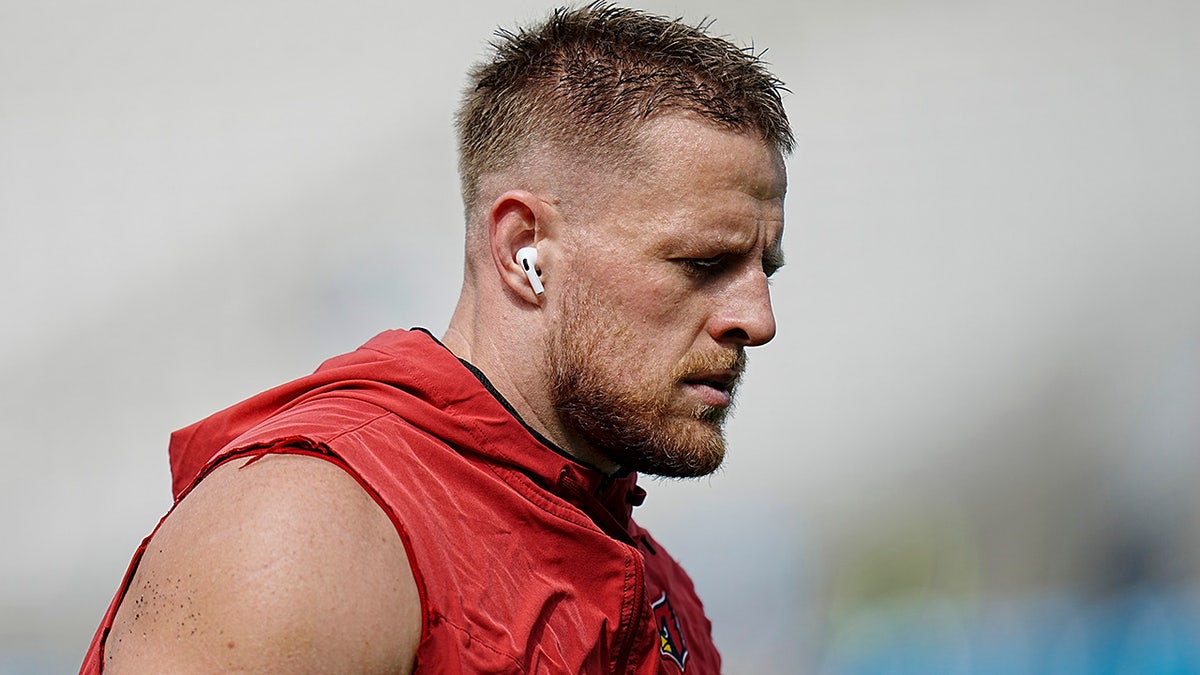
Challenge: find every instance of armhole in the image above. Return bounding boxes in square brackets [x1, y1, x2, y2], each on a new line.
[210, 441, 433, 648]
[90, 439, 432, 671]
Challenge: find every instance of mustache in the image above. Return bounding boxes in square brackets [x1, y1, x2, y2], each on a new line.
[673, 349, 747, 384]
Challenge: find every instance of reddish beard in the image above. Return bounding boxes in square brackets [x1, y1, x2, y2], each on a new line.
[547, 289, 746, 478]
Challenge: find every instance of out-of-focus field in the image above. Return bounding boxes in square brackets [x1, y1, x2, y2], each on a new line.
[2, 1, 1197, 672]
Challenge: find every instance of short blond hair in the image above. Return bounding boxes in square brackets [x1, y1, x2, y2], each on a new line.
[455, 2, 793, 214]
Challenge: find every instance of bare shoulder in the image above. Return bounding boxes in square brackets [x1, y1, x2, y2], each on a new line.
[105, 453, 422, 674]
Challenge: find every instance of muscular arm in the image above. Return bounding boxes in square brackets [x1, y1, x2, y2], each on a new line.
[104, 454, 422, 673]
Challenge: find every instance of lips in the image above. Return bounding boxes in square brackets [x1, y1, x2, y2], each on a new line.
[682, 369, 740, 407]
[685, 370, 737, 392]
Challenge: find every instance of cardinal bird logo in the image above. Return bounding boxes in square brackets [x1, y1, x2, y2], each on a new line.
[651, 591, 689, 670]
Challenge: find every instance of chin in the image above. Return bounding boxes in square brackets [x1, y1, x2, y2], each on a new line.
[609, 416, 728, 479]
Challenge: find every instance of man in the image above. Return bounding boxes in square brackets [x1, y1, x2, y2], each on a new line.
[82, 3, 792, 672]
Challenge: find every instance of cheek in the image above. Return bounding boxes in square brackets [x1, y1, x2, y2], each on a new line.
[613, 285, 690, 333]
[628, 295, 714, 350]
[574, 260, 707, 336]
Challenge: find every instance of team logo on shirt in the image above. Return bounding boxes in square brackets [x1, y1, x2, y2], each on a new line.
[652, 591, 689, 670]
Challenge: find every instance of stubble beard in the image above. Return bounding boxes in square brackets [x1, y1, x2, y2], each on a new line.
[547, 286, 746, 478]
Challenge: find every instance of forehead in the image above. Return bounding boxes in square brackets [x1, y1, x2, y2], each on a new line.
[566, 116, 787, 247]
[632, 115, 788, 200]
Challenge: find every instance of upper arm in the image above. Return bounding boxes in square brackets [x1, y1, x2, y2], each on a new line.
[104, 453, 422, 674]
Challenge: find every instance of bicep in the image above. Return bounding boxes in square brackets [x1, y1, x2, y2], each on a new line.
[104, 453, 421, 674]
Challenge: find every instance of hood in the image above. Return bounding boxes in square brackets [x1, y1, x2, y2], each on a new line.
[167, 328, 642, 538]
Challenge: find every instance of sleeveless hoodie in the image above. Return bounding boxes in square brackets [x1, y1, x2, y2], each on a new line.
[81, 329, 720, 673]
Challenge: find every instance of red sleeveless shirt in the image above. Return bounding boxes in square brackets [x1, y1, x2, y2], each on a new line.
[81, 329, 720, 673]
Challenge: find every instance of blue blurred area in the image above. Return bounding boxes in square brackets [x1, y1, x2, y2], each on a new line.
[0, 653, 78, 675]
[822, 586, 1200, 674]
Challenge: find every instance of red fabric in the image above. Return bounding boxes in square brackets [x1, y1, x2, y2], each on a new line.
[81, 329, 720, 673]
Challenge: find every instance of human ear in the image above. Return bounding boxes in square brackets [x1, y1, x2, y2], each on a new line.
[488, 190, 553, 304]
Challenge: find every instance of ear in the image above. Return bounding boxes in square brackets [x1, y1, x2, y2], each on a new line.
[488, 190, 556, 304]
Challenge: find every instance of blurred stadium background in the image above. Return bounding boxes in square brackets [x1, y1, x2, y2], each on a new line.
[2, 0, 1197, 672]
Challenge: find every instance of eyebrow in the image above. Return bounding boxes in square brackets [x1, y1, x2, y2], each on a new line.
[763, 242, 785, 273]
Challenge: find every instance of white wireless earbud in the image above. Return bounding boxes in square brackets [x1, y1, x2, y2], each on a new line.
[515, 246, 544, 295]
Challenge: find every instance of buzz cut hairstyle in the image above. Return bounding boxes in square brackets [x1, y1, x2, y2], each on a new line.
[455, 1, 795, 214]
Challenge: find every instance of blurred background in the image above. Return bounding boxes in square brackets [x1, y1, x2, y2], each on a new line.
[2, 0, 1198, 672]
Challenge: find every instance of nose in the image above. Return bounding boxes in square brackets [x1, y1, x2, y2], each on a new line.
[708, 269, 777, 347]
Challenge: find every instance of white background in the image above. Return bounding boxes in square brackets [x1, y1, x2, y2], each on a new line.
[2, 1, 1198, 671]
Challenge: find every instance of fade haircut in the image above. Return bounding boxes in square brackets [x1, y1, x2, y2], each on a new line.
[455, 1, 794, 216]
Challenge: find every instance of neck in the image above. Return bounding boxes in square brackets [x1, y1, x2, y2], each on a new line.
[442, 287, 620, 474]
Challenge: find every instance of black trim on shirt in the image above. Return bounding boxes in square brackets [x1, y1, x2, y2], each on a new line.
[410, 327, 617, 477]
